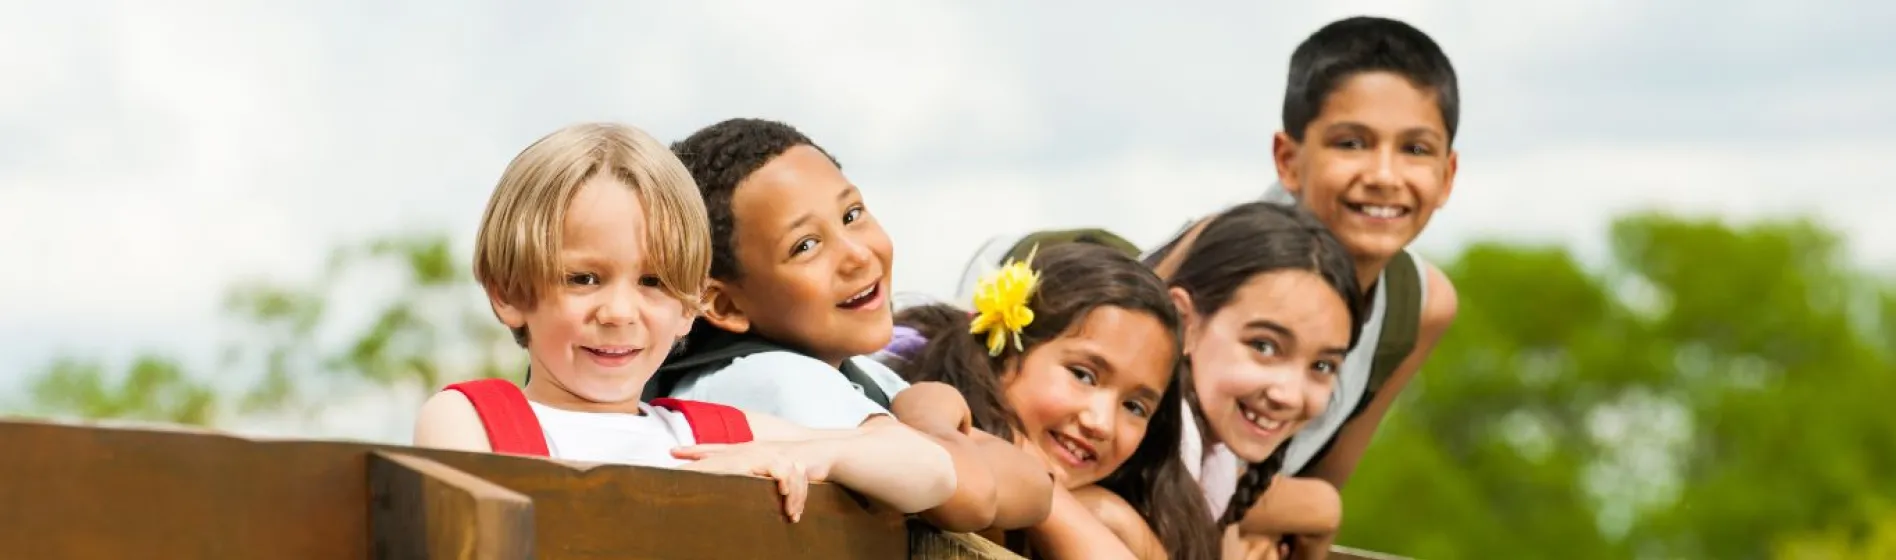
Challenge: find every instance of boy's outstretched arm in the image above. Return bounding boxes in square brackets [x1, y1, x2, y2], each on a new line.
[1301, 265, 1458, 489]
[720, 412, 958, 515]
[889, 382, 1056, 532]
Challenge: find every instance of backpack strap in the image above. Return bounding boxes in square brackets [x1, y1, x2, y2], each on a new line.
[443, 379, 551, 457]
[838, 359, 893, 409]
[1365, 250, 1423, 399]
[649, 324, 896, 409]
[650, 398, 755, 445]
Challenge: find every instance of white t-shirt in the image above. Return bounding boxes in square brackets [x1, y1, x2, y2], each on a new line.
[667, 351, 913, 430]
[528, 401, 698, 467]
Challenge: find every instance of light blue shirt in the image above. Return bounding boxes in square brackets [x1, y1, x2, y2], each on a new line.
[668, 351, 913, 430]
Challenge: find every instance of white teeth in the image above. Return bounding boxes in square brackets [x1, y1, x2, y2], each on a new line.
[845, 285, 874, 304]
[1359, 205, 1403, 218]
[1055, 434, 1094, 462]
[1240, 405, 1286, 432]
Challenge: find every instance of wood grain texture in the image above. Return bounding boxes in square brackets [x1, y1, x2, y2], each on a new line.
[369, 451, 534, 560]
[0, 419, 904, 560]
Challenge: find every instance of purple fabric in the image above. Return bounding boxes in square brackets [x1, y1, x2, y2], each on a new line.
[884, 325, 929, 359]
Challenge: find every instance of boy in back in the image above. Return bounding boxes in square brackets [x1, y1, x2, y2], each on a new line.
[412, 122, 959, 521]
[1255, 14, 1461, 490]
[647, 118, 1054, 533]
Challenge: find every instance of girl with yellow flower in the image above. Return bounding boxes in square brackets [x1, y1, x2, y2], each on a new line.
[888, 243, 1219, 560]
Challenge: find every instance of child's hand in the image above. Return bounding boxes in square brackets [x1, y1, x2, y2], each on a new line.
[674, 442, 826, 522]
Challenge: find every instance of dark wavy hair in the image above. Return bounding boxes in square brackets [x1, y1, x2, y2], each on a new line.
[893, 243, 1219, 560]
[1144, 201, 1366, 527]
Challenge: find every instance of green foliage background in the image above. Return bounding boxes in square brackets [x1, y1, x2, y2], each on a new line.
[14, 213, 1894, 559]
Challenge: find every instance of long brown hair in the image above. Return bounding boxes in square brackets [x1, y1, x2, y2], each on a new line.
[893, 243, 1219, 560]
[1145, 201, 1366, 527]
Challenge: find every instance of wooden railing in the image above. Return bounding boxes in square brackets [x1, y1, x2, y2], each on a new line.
[0, 418, 1017, 559]
[0, 418, 1410, 559]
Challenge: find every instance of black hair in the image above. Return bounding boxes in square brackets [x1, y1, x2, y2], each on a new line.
[669, 118, 840, 281]
[1282, 16, 1460, 144]
[895, 243, 1219, 560]
[1147, 201, 1366, 527]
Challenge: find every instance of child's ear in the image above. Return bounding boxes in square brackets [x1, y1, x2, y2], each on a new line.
[699, 279, 751, 333]
[488, 289, 528, 331]
[1271, 130, 1303, 196]
[1438, 149, 1459, 209]
[1168, 286, 1201, 352]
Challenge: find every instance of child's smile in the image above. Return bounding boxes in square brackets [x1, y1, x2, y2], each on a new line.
[580, 345, 641, 367]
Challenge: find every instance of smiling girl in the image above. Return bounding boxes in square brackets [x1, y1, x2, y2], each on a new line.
[889, 243, 1218, 560]
[1147, 201, 1366, 558]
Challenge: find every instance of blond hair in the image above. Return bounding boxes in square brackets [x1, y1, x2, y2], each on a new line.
[473, 122, 709, 345]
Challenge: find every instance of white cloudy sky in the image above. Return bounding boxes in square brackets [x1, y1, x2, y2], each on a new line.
[1, 0, 1890, 440]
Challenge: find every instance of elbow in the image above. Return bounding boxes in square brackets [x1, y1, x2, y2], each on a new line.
[1304, 479, 1344, 536]
[1009, 467, 1055, 528]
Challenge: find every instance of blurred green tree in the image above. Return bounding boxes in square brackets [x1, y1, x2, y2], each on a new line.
[1338, 213, 1894, 560]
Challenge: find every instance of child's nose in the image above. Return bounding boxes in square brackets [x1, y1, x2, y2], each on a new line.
[1260, 372, 1303, 414]
[1077, 396, 1114, 441]
[1368, 147, 1403, 187]
[836, 236, 875, 274]
[595, 284, 643, 325]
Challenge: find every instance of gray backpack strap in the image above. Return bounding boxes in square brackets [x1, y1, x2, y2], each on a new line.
[837, 360, 892, 409]
[1366, 251, 1423, 396]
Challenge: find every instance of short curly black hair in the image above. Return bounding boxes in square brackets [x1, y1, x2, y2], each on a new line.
[670, 118, 840, 281]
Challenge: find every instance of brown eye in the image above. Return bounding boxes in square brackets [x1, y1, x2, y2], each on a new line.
[1068, 366, 1098, 386]
[567, 273, 599, 286]
[638, 275, 663, 288]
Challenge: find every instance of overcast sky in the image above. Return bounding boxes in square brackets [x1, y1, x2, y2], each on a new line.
[1, 0, 1890, 440]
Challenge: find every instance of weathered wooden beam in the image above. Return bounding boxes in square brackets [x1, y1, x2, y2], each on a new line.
[908, 520, 1025, 560]
[0, 419, 904, 559]
[368, 451, 535, 560]
[0, 418, 1405, 560]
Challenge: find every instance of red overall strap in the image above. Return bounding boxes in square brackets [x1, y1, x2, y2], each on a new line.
[443, 379, 551, 457]
[650, 398, 755, 445]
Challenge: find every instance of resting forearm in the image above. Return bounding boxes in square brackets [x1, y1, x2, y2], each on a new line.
[1027, 488, 1140, 560]
[823, 424, 957, 514]
[1237, 476, 1341, 537]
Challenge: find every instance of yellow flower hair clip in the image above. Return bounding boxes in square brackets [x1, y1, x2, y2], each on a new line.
[969, 245, 1040, 356]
